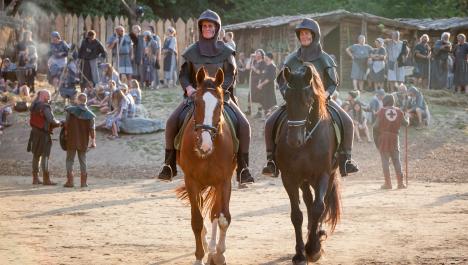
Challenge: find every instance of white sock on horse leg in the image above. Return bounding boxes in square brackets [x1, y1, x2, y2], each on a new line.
[209, 218, 218, 254]
[216, 213, 229, 254]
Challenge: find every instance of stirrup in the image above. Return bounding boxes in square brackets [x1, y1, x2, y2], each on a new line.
[238, 167, 254, 184]
[262, 160, 278, 177]
[157, 164, 174, 182]
[344, 159, 359, 174]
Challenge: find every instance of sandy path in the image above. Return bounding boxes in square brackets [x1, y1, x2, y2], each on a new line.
[1, 175, 467, 265]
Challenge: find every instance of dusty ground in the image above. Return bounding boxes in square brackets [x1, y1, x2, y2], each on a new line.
[0, 86, 467, 264]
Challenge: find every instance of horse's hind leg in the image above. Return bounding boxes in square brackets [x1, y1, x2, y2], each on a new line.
[186, 180, 206, 265]
[305, 174, 329, 262]
[284, 180, 306, 265]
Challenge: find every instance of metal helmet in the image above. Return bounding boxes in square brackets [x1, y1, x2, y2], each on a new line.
[295, 18, 321, 43]
[198, 9, 222, 37]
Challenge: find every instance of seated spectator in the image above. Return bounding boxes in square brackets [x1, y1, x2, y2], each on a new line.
[102, 89, 128, 139]
[99, 63, 121, 89]
[1, 58, 17, 82]
[0, 94, 14, 130]
[367, 89, 385, 123]
[0, 78, 6, 92]
[346, 90, 361, 108]
[351, 102, 371, 143]
[331, 91, 342, 106]
[129, 79, 142, 105]
[120, 84, 136, 118]
[393, 83, 409, 109]
[406, 85, 430, 128]
[84, 82, 97, 104]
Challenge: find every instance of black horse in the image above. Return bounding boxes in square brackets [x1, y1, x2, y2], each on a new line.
[276, 65, 341, 264]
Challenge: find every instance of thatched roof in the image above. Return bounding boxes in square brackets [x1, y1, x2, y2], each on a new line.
[224, 9, 421, 31]
[396, 17, 468, 31]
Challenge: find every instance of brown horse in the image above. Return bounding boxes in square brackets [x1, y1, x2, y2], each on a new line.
[276, 65, 341, 264]
[176, 67, 236, 265]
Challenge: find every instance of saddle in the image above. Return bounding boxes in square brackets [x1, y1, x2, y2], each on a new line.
[174, 99, 239, 152]
[273, 103, 343, 148]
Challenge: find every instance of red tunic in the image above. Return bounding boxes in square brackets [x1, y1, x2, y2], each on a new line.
[376, 107, 404, 152]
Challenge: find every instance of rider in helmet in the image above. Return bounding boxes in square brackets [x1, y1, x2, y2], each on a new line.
[157, 9, 254, 183]
[263, 18, 359, 177]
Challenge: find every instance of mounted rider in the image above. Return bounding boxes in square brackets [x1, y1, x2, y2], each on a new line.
[263, 18, 359, 177]
[157, 9, 254, 183]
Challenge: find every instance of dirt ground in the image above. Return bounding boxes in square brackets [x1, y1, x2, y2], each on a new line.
[0, 86, 467, 264]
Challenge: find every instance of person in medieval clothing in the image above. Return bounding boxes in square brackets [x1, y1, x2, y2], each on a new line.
[107, 26, 133, 79]
[385, 31, 406, 92]
[59, 58, 80, 105]
[373, 94, 409, 189]
[368, 38, 386, 91]
[78, 30, 107, 88]
[248, 49, 267, 117]
[15, 30, 38, 92]
[413, 34, 431, 89]
[346, 34, 373, 91]
[367, 88, 385, 124]
[237, 52, 248, 84]
[63, 93, 96, 188]
[257, 52, 277, 117]
[129, 25, 145, 82]
[406, 85, 429, 128]
[430, 32, 452, 90]
[48, 31, 70, 92]
[27, 90, 62, 185]
[262, 18, 359, 177]
[157, 9, 254, 183]
[453, 34, 468, 93]
[162, 27, 178, 87]
[141, 31, 161, 89]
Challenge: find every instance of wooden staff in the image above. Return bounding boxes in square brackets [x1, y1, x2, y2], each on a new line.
[405, 125, 408, 187]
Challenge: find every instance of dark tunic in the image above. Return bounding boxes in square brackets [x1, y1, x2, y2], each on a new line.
[179, 42, 236, 100]
[27, 101, 61, 156]
[280, 49, 338, 96]
[453, 43, 468, 86]
[368, 47, 386, 82]
[413, 43, 430, 78]
[78, 38, 106, 84]
[430, 40, 451, 89]
[250, 60, 266, 103]
[65, 105, 96, 152]
[259, 63, 277, 110]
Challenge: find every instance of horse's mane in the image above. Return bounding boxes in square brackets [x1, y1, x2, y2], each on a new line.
[307, 65, 328, 120]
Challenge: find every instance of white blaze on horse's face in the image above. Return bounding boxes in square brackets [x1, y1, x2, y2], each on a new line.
[200, 91, 217, 153]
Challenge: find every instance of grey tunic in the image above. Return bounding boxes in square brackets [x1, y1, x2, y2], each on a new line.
[349, 44, 372, 80]
[453, 43, 468, 86]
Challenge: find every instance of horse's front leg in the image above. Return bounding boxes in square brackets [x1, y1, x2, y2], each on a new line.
[284, 179, 306, 265]
[186, 179, 206, 265]
[305, 174, 329, 262]
[210, 180, 231, 265]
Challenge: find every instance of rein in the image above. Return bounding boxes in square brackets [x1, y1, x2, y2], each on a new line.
[286, 85, 322, 143]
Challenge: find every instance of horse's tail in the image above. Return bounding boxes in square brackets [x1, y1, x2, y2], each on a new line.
[323, 170, 341, 233]
[175, 184, 217, 217]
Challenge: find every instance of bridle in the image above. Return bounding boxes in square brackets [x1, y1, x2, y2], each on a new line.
[286, 84, 322, 142]
[193, 87, 222, 140]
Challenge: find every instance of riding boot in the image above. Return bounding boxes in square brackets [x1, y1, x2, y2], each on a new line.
[338, 152, 359, 177]
[262, 152, 278, 178]
[42, 171, 57, 186]
[63, 171, 74, 188]
[397, 175, 406, 189]
[380, 173, 392, 189]
[80, 172, 88, 188]
[157, 149, 177, 181]
[236, 153, 254, 183]
[32, 171, 42, 185]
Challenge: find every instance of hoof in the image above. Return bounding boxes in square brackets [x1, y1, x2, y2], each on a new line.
[193, 260, 205, 265]
[307, 249, 324, 263]
[292, 254, 306, 265]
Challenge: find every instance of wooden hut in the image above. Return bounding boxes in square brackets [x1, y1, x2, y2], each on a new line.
[224, 9, 422, 89]
[397, 17, 468, 42]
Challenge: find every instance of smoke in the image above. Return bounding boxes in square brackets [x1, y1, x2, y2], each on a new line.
[16, 1, 64, 73]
